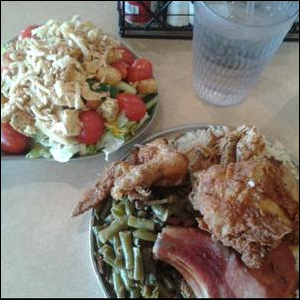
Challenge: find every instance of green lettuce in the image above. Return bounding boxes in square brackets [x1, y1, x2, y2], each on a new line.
[26, 144, 51, 159]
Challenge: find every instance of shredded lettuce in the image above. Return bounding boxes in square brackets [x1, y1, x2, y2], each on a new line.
[49, 144, 86, 163]
[106, 113, 149, 142]
[26, 144, 51, 159]
[97, 131, 125, 160]
[85, 144, 99, 155]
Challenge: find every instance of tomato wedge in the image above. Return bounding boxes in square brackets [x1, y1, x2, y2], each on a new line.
[1, 123, 30, 154]
[116, 94, 146, 121]
[116, 47, 135, 66]
[77, 111, 104, 145]
[126, 58, 153, 83]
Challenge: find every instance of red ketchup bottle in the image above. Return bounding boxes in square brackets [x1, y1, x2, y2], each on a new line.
[125, 1, 154, 25]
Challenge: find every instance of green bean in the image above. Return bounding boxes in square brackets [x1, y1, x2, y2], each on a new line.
[133, 247, 144, 281]
[114, 256, 125, 269]
[92, 225, 104, 236]
[128, 216, 155, 231]
[104, 213, 114, 223]
[110, 235, 121, 256]
[100, 245, 120, 270]
[92, 226, 105, 248]
[116, 246, 124, 258]
[94, 207, 101, 221]
[99, 244, 115, 258]
[99, 199, 113, 220]
[111, 203, 125, 221]
[98, 218, 128, 244]
[142, 248, 157, 285]
[151, 205, 169, 222]
[127, 269, 134, 280]
[124, 199, 135, 216]
[151, 286, 159, 298]
[112, 270, 126, 298]
[142, 248, 152, 274]
[120, 269, 133, 292]
[119, 231, 134, 270]
[130, 287, 141, 298]
[133, 230, 157, 242]
[141, 286, 152, 298]
[133, 238, 142, 247]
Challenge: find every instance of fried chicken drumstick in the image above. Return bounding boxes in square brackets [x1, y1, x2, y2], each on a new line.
[72, 139, 189, 217]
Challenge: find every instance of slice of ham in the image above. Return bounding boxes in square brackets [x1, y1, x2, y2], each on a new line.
[153, 227, 298, 298]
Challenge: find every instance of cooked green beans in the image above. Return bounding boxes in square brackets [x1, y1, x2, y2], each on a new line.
[112, 271, 126, 298]
[93, 193, 191, 298]
[114, 256, 125, 269]
[124, 199, 135, 216]
[130, 287, 141, 298]
[120, 269, 133, 292]
[98, 218, 128, 244]
[100, 245, 119, 270]
[104, 214, 114, 223]
[111, 203, 125, 221]
[128, 216, 155, 231]
[151, 205, 169, 222]
[133, 247, 144, 281]
[142, 248, 157, 286]
[110, 235, 122, 257]
[119, 231, 134, 270]
[133, 229, 157, 242]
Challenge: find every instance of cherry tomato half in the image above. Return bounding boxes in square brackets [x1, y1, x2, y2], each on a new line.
[116, 94, 146, 122]
[116, 47, 135, 66]
[126, 58, 153, 83]
[18, 25, 39, 40]
[111, 61, 128, 79]
[77, 111, 104, 145]
[1, 123, 30, 154]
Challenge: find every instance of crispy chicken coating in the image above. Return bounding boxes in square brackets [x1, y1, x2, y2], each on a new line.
[190, 157, 299, 269]
[184, 125, 266, 173]
[72, 139, 188, 216]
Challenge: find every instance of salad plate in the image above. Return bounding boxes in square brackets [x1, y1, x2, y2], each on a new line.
[1, 16, 159, 162]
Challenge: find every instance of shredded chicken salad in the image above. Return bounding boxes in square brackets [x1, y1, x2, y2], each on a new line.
[1, 16, 158, 162]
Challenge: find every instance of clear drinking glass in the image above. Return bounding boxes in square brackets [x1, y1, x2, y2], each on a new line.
[192, 1, 299, 106]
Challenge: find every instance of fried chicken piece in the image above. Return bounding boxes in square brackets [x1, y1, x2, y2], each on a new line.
[72, 161, 123, 217]
[187, 125, 266, 173]
[235, 125, 266, 162]
[190, 157, 299, 269]
[111, 139, 189, 200]
[219, 130, 242, 165]
[72, 139, 188, 216]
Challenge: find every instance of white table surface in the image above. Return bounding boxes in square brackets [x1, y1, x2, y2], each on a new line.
[1, 1, 299, 298]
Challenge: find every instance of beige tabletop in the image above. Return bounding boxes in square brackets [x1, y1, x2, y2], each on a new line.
[1, 1, 299, 298]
